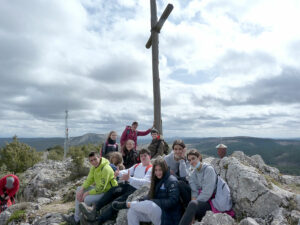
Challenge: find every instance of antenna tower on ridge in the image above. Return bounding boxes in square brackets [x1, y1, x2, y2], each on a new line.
[64, 110, 69, 159]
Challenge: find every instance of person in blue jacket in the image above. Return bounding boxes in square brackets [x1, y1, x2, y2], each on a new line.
[112, 157, 182, 225]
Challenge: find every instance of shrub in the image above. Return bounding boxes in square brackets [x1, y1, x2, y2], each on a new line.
[47, 145, 64, 161]
[0, 136, 41, 173]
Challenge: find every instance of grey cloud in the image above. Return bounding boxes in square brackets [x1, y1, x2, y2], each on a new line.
[217, 50, 276, 74]
[90, 57, 148, 84]
[194, 66, 300, 107]
[238, 67, 300, 105]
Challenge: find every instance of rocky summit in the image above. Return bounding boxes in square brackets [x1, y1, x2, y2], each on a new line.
[0, 151, 299, 225]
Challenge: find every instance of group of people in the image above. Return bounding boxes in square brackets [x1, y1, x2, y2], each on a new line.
[63, 121, 233, 225]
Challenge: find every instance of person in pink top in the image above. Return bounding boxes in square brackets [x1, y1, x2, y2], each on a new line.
[120, 121, 153, 149]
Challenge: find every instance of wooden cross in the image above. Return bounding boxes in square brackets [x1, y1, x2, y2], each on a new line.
[146, 0, 173, 135]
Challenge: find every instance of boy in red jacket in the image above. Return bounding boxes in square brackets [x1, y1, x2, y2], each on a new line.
[0, 174, 19, 201]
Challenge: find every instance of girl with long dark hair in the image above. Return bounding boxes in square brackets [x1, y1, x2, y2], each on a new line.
[125, 158, 181, 225]
[101, 131, 118, 158]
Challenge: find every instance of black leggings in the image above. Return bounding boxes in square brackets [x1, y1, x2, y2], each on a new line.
[178, 200, 211, 225]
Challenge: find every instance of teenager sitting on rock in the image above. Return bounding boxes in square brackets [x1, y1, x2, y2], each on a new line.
[148, 128, 165, 159]
[79, 149, 152, 225]
[109, 151, 125, 171]
[0, 174, 19, 212]
[112, 157, 181, 225]
[63, 151, 118, 225]
[178, 149, 217, 225]
[122, 139, 139, 169]
[164, 139, 191, 208]
[120, 121, 153, 149]
[100, 131, 118, 159]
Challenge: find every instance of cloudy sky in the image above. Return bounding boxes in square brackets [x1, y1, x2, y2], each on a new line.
[1, 0, 300, 138]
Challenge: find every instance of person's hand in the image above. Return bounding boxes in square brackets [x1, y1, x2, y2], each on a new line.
[183, 148, 187, 157]
[5, 195, 10, 200]
[127, 202, 131, 208]
[114, 169, 120, 178]
[192, 197, 196, 200]
[122, 170, 130, 181]
[82, 192, 89, 201]
[76, 188, 84, 201]
[151, 122, 155, 129]
[192, 217, 195, 224]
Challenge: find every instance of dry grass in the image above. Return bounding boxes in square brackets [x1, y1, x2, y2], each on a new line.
[35, 201, 74, 217]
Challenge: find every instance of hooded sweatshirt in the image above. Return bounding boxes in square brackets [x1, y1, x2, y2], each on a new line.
[189, 163, 217, 202]
[164, 152, 190, 179]
[82, 157, 118, 195]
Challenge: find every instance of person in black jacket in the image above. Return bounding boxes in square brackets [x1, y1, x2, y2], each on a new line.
[101, 131, 118, 158]
[112, 157, 182, 225]
[122, 139, 139, 169]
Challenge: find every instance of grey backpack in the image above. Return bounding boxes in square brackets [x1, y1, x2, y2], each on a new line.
[211, 169, 232, 212]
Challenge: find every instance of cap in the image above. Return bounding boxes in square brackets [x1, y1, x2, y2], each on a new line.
[151, 128, 159, 134]
[216, 144, 227, 149]
[5, 176, 14, 189]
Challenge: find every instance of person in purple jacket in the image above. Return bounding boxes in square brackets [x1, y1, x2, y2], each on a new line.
[120, 121, 153, 149]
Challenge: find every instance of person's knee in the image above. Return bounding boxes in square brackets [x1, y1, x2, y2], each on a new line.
[84, 196, 94, 206]
[188, 200, 198, 208]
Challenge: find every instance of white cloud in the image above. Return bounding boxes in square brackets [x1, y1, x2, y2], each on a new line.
[0, 0, 300, 138]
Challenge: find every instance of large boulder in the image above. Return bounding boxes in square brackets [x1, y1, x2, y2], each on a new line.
[21, 158, 89, 203]
[211, 151, 298, 222]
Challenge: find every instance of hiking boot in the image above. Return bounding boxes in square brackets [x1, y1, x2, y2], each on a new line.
[62, 214, 80, 225]
[79, 202, 98, 221]
[112, 201, 127, 211]
[80, 215, 98, 225]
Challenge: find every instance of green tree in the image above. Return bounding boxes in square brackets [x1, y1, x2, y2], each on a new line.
[0, 136, 41, 173]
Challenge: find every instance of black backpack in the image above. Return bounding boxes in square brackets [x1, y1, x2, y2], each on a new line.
[157, 139, 169, 155]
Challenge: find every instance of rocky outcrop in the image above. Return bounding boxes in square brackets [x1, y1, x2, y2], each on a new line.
[210, 151, 299, 224]
[21, 159, 89, 203]
[1, 152, 299, 225]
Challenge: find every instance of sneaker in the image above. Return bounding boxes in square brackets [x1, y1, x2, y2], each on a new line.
[79, 202, 98, 221]
[62, 214, 80, 225]
[112, 201, 127, 211]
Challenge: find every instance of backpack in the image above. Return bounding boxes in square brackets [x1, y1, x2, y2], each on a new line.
[211, 169, 233, 212]
[157, 139, 169, 155]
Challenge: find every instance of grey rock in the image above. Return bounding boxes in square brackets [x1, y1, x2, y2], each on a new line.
[281, 175, 300, 185]
[37, 197, 51, 205]
[290, 210, 300, 225]
[297, 194, 300, 211]
[239, 217, 259, 225]
[211, 152, 294, 219]
[33, 213, 64, 225]
[270, 208, 288, 225]
[0, 210, 11, 225]
[194, 211, 236, 225]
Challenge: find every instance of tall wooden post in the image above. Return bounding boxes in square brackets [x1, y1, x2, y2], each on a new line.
[150, 0, 161, 134]
[147, 0, 173, 135]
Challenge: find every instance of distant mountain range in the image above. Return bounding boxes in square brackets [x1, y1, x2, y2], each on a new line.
[0, 133, 106, 151]
[1, 134, 299, 175]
